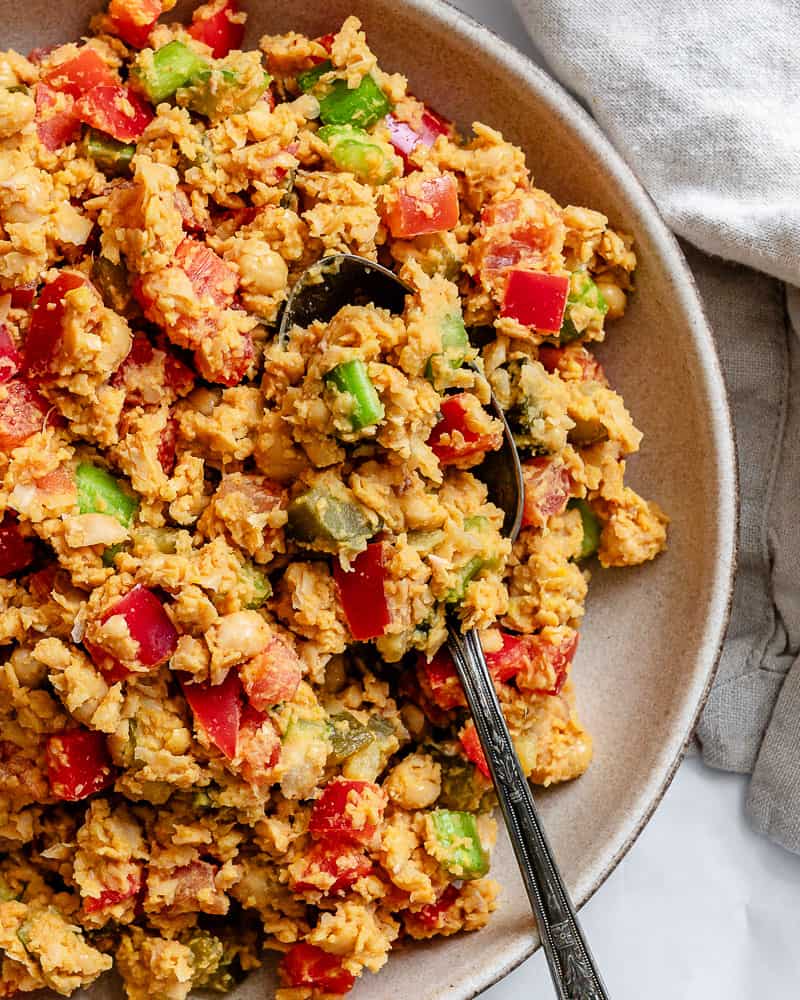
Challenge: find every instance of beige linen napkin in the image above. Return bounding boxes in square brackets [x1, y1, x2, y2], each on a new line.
[513, 0, 800, 851]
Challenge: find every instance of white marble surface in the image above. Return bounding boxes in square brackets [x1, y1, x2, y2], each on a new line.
[442, 2, 800, 997]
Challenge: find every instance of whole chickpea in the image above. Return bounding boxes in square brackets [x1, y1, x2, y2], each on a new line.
[596, 282, 627, 319]
[229, 238, 289, 298]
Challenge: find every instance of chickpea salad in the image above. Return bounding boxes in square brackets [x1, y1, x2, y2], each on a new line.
[0, 2, 669, 998]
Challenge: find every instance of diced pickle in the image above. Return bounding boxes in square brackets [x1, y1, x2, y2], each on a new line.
[83, 129, 135, 176]
[91, 256, 131, 313]
[240, 562, 272, 609]
[567, 416, 609, 447]
[287, 486, 374, 548]
[328, 711, 375, 764]
[435, 752, 493, 812]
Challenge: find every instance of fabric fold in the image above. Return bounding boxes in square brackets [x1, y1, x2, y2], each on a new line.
[512, 0, 800, 850]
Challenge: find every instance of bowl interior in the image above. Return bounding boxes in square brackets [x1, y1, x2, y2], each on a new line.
[4, 1, 736, 997]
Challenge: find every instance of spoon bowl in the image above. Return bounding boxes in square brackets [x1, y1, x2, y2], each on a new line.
[278, 253, 525, 538]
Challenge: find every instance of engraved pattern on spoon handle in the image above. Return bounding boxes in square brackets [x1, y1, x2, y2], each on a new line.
[447, 624, 609, 1000]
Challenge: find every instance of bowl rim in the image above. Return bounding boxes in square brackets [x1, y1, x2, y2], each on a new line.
[389, 0, 739, 994]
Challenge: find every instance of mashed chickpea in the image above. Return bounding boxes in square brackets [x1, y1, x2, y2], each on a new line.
[0, 4, 667, 1000]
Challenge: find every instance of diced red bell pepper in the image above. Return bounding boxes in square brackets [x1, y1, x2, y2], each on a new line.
[313, 32, 336, 57]
[42, 48, 117, 98]
[180, 669, 242, 759]
[85, 586, 178, 678]
[383, 174, 459, 238]
[112, 334, 196, 402]
[35, 83, 81, 151]
[23, 272, 88, 380]
[194, 329, 252, 387]
[427, 393, 501, 466]
[0, 515, 36, 577]
[0, 327, 21, 384]
[280, 943, 355, 995]
[459, 720, 490, 780]
[10, 283, 37, 310]
[75, 84, 154, 143]
[397, 668, 452, 729]
[107, 0, 164, 49]
[501, 270, 570, 332]
[415, 883, 460, 929]
[188, 0, 245, 58]
[516, 631, 578, 696]
[235, 704, 281, 788]
[521, 457, 571, 530]
[146, 859, 225, 915]
[157, 416, 178, 475]
[290, 842, 372, 895]
[0, 379, 52, 452]
[537, 344, 607, 384]
[309, 778, 386, 845]
[46, 728, 115, 801]
[333, 541, 391, 643]
[26, 564, 58, 602]
[385, 108, 449, 172]
[27, 45, 57, 65]
[417, 647, 465, 711]
[176, 238, 237, 310]
[385, 115, 421, 164]
[240, 634, 302, 711]
[83, 871, 141, 913]
[483, 630, 529, 683]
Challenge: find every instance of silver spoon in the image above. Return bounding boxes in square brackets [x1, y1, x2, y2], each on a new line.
[279, 252, 610, 1000]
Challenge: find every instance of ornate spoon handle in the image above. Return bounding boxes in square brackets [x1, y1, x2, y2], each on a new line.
[447, 624, 610, 1000]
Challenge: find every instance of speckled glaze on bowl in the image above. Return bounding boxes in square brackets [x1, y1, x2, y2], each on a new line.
[5, 0, 737, 996]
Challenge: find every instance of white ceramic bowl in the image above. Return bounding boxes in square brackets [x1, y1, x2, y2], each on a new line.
[5, 1, 737, 997]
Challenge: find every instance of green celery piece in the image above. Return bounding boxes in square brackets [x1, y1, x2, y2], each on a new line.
[440, 313, 469, 365]
[324, 358, 384, 431]
[101, 542, 125, 568]
[133, 40, 210, 104]
[7, 84, 30, 95]
[83, 129, 135, 176]
[298, 59, 332, 93]
[463, 515, 489, 532]
[445, 555, 485, 605]
[425, 312, 469, 380]
[328, 711, 375, 763]
[568, 498, 601, 560]
[241, 562, 272, 609]
[0, 878, 15, 902]
[318, 124, 396, 185]
[428, 809, 489, 880]
[287, 486, 373, 547]
[559, 271, 608, 344]
[446, 516, 497, 603]
[91, 256, 130, 312]
[76, 463, 139, 528]
[318, 75, 391, 129]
